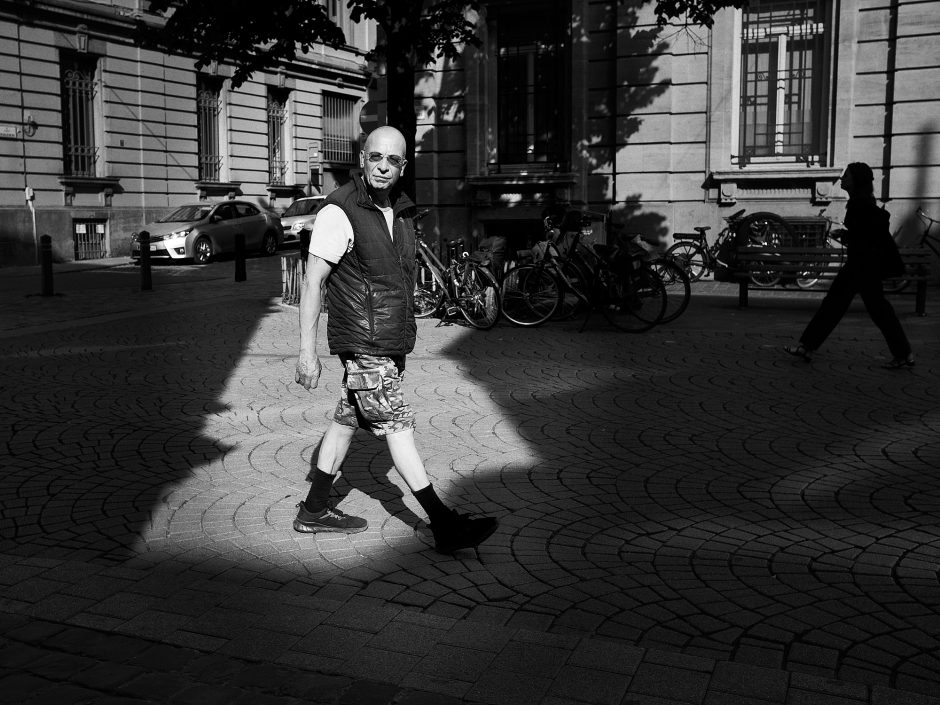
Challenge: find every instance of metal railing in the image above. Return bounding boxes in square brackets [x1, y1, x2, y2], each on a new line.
[198, 154, 222, 182]
[323, 93, 357, 164]
[197, 78, 222, 181]
[73, 221, 107, 260]
[61, 61, 98, 176]
[737, 0, 827, 163]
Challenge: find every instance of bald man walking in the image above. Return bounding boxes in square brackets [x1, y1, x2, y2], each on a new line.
[293, 127, 498, 554]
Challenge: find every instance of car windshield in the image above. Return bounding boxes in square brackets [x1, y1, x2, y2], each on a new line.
[282, 199, 321, 217]
[158, 205, 212, 223]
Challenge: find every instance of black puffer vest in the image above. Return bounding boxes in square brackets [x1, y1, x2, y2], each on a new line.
[325, 172, 417, 357]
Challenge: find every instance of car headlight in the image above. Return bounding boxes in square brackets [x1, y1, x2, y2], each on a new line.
[169, 228, 192, 240]
[291, 221, 306, 232]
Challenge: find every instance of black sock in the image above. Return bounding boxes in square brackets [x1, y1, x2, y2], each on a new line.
[303, 468, 336, 513]
[413, 484, 453, 526]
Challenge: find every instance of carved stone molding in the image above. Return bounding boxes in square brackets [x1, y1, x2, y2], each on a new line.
[195, 181, 242, 200]
[709, 168, 843, 206]
[266, 183, 305, 203]
[58, 175, 122, 207]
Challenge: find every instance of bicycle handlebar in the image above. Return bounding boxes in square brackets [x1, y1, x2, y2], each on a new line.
[917, 207, 938, 226]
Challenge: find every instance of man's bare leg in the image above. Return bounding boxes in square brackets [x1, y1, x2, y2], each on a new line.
[294, 421, 366, 534]
[317, 421, 356, 475]
[385, 428, 498, 553]
[384, 428, 430, 491]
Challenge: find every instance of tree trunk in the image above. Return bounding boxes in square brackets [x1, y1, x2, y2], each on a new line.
[385, 49, 417, 202]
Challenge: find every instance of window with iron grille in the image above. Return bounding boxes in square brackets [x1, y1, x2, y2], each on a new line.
[738, 0, 829, 165]
[322, 93, 358, 164]
[73, 220, 108, 260]
[197, 76, 223, 181]
[268, 88, 289, 184]
[495, 0, 569, 171]
[60, 53, 98, 177]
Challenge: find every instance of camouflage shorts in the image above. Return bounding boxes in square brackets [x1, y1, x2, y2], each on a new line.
[332, 355, 415, 437]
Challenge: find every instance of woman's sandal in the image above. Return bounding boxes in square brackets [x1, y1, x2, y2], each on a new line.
[783, 344, 812, 362]
[881, 355, 914, 370]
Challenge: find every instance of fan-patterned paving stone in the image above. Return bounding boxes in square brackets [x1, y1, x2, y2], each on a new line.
[2, 262, 940, 701]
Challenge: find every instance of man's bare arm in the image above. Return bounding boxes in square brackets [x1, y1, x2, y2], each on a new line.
[295, 254, 334, 390]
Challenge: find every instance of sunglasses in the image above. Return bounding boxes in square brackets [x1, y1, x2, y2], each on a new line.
[365, 152, 406, 168]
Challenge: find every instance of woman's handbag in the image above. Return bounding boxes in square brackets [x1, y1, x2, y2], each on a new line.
[876, 229, 905, 279]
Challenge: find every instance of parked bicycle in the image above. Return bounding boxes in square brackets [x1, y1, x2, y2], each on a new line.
[790, 215, 838, 290]
[883, 206, 938, 293]
[606, 227, 692, 324]
[500, 213, 667, 332]
[666, 209, 794, 287]
[648, 253, 692, 323]
[412, 210, 501, 330]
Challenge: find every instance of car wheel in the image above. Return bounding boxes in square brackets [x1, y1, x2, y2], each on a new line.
[261, 230, 278, 256]
[193, 237, 212, 264]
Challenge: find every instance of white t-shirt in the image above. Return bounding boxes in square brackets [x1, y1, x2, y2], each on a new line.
[308, 203, 395, 264]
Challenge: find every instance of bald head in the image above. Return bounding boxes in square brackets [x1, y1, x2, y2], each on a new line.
[360, 126, 407, 198]
[364, 126, 406, 154]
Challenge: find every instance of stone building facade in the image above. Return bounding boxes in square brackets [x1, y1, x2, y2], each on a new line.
[3, 0, 938, 268]
[0, 0, 373, 265]
[409, 0, 940, 259]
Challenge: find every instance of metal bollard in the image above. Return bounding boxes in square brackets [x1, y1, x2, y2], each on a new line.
[138, 231, 152, 291]
[235, 233, 246, 282]
[300, 229, 310, 274]
[40, 234, 53, 297]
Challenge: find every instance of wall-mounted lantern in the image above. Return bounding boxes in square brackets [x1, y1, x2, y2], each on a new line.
[76, 24, 88, 52]
[23, 112, 38, 137]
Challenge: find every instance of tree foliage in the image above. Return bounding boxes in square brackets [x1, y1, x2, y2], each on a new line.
[348, 0, 481, 74]
[139, 0, 347, 88]
[653, 0, 749, 28]
[139, 0, 482, 90]
[137, 0, 746, 198]
[138, 0, 482, 197]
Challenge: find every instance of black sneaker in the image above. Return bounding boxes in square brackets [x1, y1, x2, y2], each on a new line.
[431, 511, 498, 554]
[881, 354, 914, 369]
[293, 502, 368, 534]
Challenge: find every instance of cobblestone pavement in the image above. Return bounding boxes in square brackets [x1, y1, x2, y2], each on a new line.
[1, 255, 938, 705]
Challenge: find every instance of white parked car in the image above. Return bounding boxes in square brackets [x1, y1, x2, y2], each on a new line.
[280, 196, 326, 243]
[131, 200, 281, 264]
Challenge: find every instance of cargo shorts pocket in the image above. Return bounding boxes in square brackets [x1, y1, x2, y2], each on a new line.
[345, 367, 394, 423]
[345, 369, 383, 391]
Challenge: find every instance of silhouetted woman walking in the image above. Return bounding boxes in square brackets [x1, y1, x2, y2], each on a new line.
[784, 162, 914, 369]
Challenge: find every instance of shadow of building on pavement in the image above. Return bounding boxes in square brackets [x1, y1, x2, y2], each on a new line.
[2, 260, 938, 699]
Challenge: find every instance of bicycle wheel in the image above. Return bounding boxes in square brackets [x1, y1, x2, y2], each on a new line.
[739, 212, 794, 287]
[738, 211, 795, 247]
[414, 257, 445, 317]
[455, 261, 501, 330]
[649, 257, 691, 324]
[750, 262, 781, 288]
[552, 258, 591, 320]
[795, 271, 821, 290]
[500, 264, 561, 326]
[665, 241, 707, 281]
[598, 261, 667, 333]
[882, 277, 909, 294]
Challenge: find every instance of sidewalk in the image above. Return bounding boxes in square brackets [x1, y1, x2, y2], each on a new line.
[1, 255, 938, 705]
